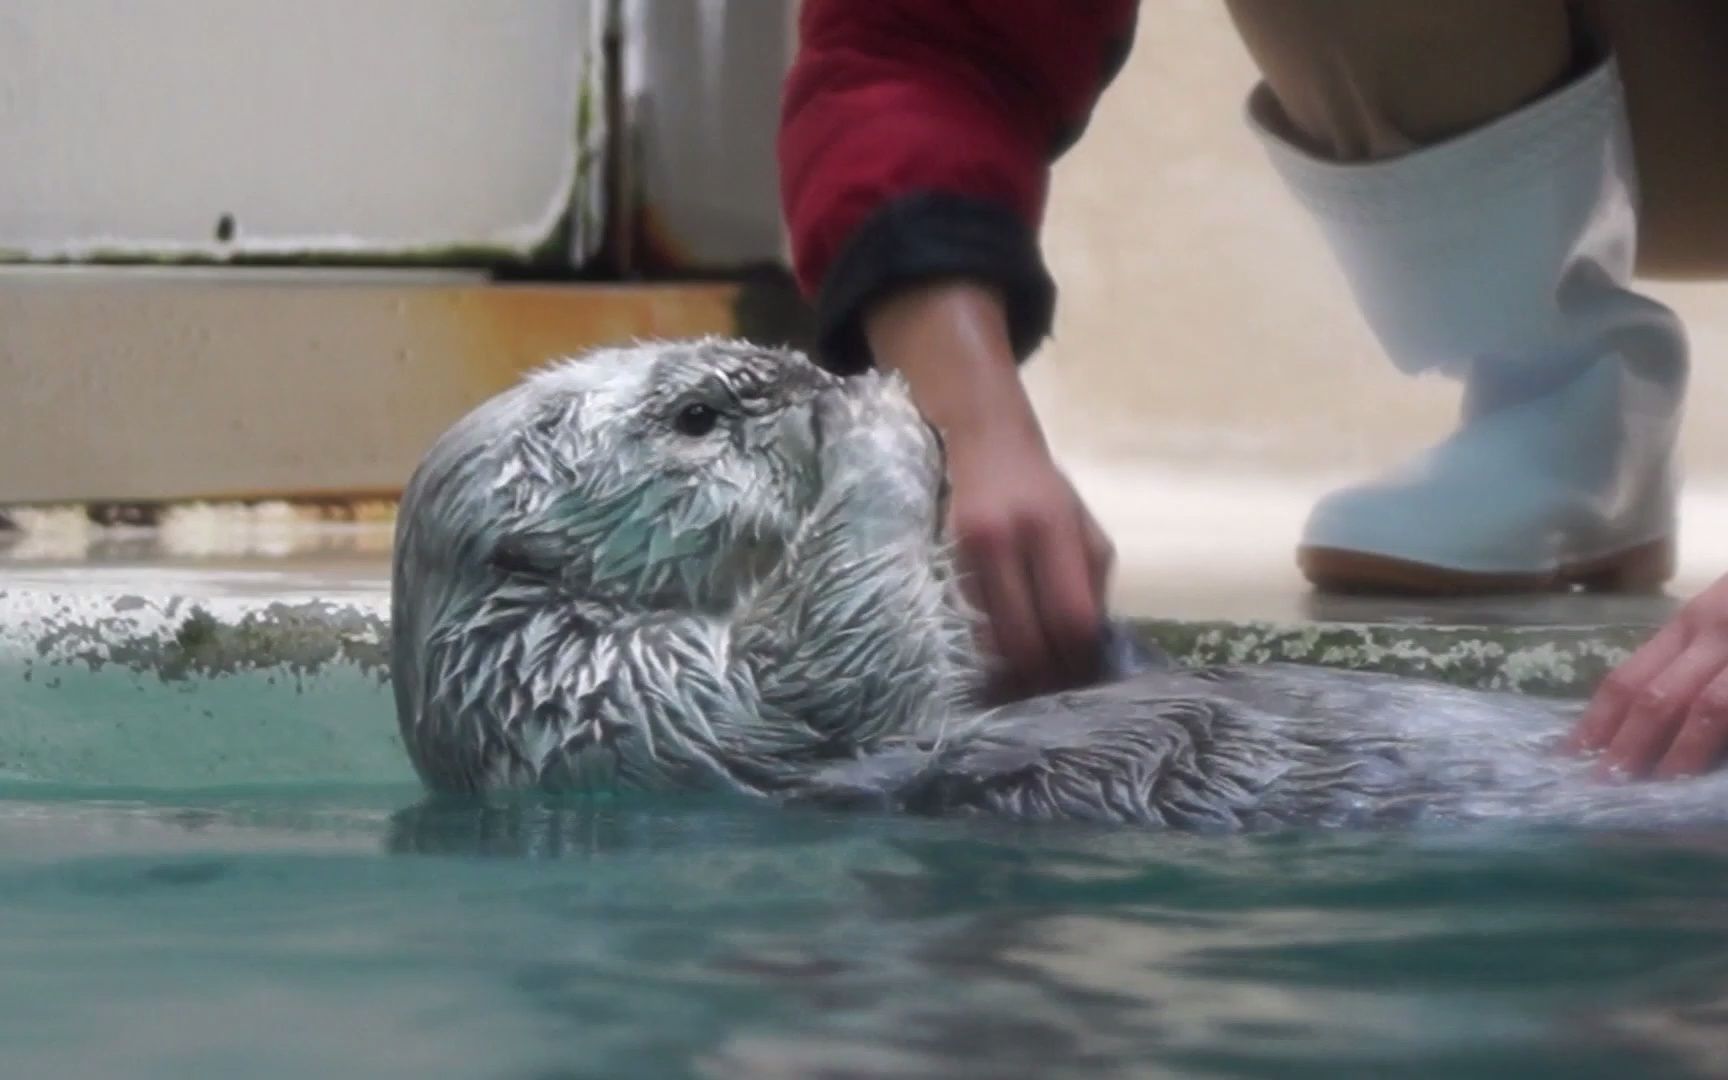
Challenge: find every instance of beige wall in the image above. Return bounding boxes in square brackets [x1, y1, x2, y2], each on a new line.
[1025, 0, 1728, 481]
[0, 272, 741, 504]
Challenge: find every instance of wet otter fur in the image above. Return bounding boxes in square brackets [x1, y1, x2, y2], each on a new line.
[392, 338, 1728, 831]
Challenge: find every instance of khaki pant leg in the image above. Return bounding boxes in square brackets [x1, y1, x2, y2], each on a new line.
[1222, 0, 1728, 278]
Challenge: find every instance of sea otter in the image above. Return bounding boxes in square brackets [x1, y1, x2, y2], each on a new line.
[391, 337, 1728, 830]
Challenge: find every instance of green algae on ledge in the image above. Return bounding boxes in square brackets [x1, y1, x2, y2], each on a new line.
[16, 597, 392, 686]
[1128, 617, 1657, 699]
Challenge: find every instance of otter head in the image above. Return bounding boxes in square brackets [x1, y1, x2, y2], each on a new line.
[390, 337, 948, 789]
[394, 334, 843, 629]
[521, 339, 833, 599]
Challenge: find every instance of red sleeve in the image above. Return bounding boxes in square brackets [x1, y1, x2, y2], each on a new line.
[778, 0, 1139, 371]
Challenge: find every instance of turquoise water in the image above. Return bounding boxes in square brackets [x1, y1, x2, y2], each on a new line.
[4, 784, 1728, 1079]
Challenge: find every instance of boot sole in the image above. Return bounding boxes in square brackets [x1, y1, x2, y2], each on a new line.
[1297, 537, 1675, 597]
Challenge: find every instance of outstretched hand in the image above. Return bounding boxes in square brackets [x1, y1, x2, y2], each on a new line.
[860, 278, 1116, 705]
[1570, 573, 1728, 780]
[944, 424, 1115, 703]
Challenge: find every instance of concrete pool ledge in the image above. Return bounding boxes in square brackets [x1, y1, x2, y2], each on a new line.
[0, 585, 1662, 695]
[1138, 618, 1654, 699]
[0, 582, 1665, 789]
[0, 588, 407, 788]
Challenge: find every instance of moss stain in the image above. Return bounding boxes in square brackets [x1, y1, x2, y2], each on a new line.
[1126, 617, 1656, 698]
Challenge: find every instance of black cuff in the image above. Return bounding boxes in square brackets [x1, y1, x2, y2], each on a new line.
[812, 191, 1057, 375]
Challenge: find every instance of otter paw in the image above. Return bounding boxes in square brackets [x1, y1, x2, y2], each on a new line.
[818, 374, 939, 470]
[817, 381, 943, 537]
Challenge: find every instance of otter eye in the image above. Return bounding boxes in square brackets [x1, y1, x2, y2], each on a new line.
[489, 539, 543, 578]
[672, 402, 721, 438]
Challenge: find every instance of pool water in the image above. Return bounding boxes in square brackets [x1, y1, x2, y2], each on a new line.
[3, 785, 1728, 1079]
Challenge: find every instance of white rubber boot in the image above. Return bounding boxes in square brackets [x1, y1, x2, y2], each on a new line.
[1246, 56, 1687, 594]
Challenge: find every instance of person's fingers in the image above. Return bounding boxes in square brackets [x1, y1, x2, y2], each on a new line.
[947, 505, 990, 619]
[959, 516, 1054, 699]
[1654, 642, 1728, 779]
[1079, 507, 1117, 604]
[1597, 636, 1728, 779]
[1569, 620, 1689, 753]
[1028, 512, 1105, 686]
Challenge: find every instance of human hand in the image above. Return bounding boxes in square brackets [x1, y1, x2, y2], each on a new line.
[1569, 573, 1728, 780]
[860, 277, 1116, 702]
[944, 423, 1115, 702]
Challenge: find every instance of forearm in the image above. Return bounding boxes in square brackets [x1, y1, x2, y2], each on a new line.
[862, 279, 1047, 449]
